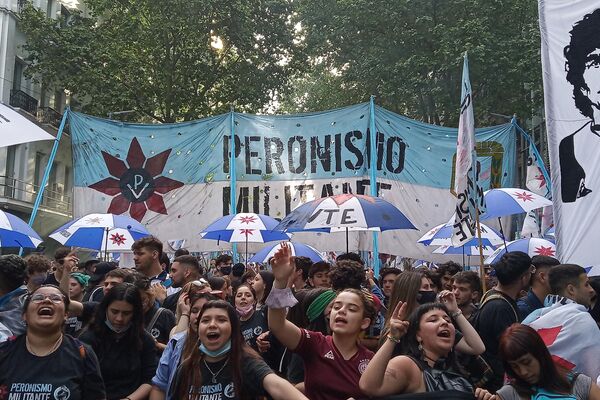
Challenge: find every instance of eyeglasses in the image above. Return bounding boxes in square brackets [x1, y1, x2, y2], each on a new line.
[30, 293, 64, 304]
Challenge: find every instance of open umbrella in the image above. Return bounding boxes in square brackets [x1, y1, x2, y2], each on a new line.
[274, 194, 416, 253]
[484, 238, 556, 264]
[250, 242, 325, 264]
[433, 244, 496, 256]
[49, 213, 150, 257]
[0, 210, 43, 248]
[418, 219, 504, 247]
[479, 188, 553, 247]
[200, 213, 291, 264]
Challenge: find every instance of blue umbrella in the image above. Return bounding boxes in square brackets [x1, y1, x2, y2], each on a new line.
[418, 220, 504, 247]
[484, 238, 556, 264]
[0, 210, 43, 248]
[49, 213, 150, 255]
[250, 242, 325, 264]
[201, 213, 291, 263]
[274, 194, 416, 253]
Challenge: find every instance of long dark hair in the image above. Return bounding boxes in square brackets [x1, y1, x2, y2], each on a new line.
[257, 271, 274, 305]
[180, 292, 218, 364]
[499, 324, 572, 397]
[92, 283, 145, 350]
[401, 302, 456, 368]
[176, 300, 261, 400]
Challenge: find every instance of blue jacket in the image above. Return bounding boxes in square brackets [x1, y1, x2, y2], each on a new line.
[152, 331, 187, 400]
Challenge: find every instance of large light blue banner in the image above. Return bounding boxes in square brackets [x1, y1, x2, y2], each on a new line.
[69, 104, 515, 259]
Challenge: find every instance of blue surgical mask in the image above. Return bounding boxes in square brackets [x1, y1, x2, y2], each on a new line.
[199, 340, 231, 357]
[104, 319, 131, 334]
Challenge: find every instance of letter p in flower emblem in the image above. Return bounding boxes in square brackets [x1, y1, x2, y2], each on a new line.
[89, 138, 184, 221]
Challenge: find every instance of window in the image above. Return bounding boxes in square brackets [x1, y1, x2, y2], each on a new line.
[12, 59, 25, 91]
[34, 152, 45, 191]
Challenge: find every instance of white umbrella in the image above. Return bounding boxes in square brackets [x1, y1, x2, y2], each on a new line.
[0, 103, 54, 147]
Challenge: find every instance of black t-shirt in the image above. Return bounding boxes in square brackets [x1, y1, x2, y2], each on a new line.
[65, 301, 98, 337]
[240, 309, 268, 351]
[0, 334, 105, 400]
[162, 291, 181, 314]
[173, 354, 272, 399]
[80, 329, 158, 400]
[43, 273, 60, 286]
[144, 306, 176, 345]
[472, 289, 519, 391]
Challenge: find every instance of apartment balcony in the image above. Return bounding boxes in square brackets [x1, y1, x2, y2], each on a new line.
[0, 175, 72, 217]
[37, 106, 63, 129]
[9, 89, 38, 116]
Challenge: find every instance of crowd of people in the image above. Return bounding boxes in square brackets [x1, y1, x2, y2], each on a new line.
[1, 236, 600, 400]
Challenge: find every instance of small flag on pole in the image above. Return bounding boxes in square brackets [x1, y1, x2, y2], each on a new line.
[525, 140, 553, 235]
[452, 53, 486, 247]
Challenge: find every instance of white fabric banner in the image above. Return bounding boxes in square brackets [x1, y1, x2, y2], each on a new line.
[540, 1, 600, 265]
[0, 103, 55, 147]
[452, 54, 486, 246]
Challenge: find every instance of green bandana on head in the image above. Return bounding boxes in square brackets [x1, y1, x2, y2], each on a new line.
[306, 290, 336, 322]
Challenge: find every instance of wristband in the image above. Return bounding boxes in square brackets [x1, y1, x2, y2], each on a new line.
[181, 314, 190, 318]
[265, 287, 298, 309]
[387, 335, 402, 344]
[450, 310, 462, 319]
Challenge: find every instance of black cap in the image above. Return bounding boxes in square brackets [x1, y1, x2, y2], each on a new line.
[90, 262, 117, 283]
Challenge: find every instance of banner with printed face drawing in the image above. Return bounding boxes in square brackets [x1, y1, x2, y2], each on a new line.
[69, 103, 515, 262]
[539, 1, 600, 265]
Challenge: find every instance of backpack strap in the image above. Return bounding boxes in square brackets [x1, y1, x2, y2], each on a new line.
[146, 307, 165, 333]
[480, 292, 519, 322]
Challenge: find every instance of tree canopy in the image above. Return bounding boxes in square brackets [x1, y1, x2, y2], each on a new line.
[281, 0, 542, 126]
[19, 0, 305, 122]
[20, 0, 542, 126]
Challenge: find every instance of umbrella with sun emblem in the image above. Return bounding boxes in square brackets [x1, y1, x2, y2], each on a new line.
[200, 213, 291, 264]
[479, 188, 553, 220]
[484, 237, 557, 264]
[49, 213, 151, 257]
[273, 194, 416, 253]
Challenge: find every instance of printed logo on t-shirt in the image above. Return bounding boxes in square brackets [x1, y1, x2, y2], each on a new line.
[54, 385, 71, 400]
[305, 331, 311, 338]
[358, 359, 370, 375]
[4, 383, 71, 400]
[323, 350, 335, 360]
[223, 383, 235, 398]
[253, 326, 263, 336]
[151, 328, 161, 339]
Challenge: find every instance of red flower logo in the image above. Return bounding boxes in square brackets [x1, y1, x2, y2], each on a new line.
[534, 245, 556, 256]
[89, 138, 184, 221]
[238, 216, 257, 224]
[515, 191, 534, 202]
[0, 385, 8, 400]
[240, 229, 255, 237]
[110, 233, 127, 246]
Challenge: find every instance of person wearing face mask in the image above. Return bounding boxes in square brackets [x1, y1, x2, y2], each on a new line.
[234, 283, 268, 351]
[80, 283, 158, 400]
[24, 254, 52, 293]
[380, 271, 435, 347]
[172, 300, 308, 399]
[214, 254, 233, 277]
[472, 251, 533, 392]
[149, 291, 217, 400]
[0, 285, 106, 399]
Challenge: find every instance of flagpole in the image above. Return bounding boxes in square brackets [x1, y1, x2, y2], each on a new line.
[476, 206, 487, 292]
[20, 108, 70, 256]
[229, 107, 238, 262]
[368, 95, 380, 276]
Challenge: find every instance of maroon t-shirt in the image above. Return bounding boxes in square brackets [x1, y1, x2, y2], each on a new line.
[295, 328, 374, 400]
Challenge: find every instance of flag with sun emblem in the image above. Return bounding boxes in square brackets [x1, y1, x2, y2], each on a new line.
[68, 106, 515, 258]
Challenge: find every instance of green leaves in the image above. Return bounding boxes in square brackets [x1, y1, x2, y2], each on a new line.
[19, 0, 305, 122]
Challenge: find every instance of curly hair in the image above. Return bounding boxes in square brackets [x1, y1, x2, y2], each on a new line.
[24, 254, 52, 275]
[329, 259, 365, 291]
[0, 254, 27, 293]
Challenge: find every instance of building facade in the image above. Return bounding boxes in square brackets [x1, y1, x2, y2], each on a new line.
[0, 0, 78, 254]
